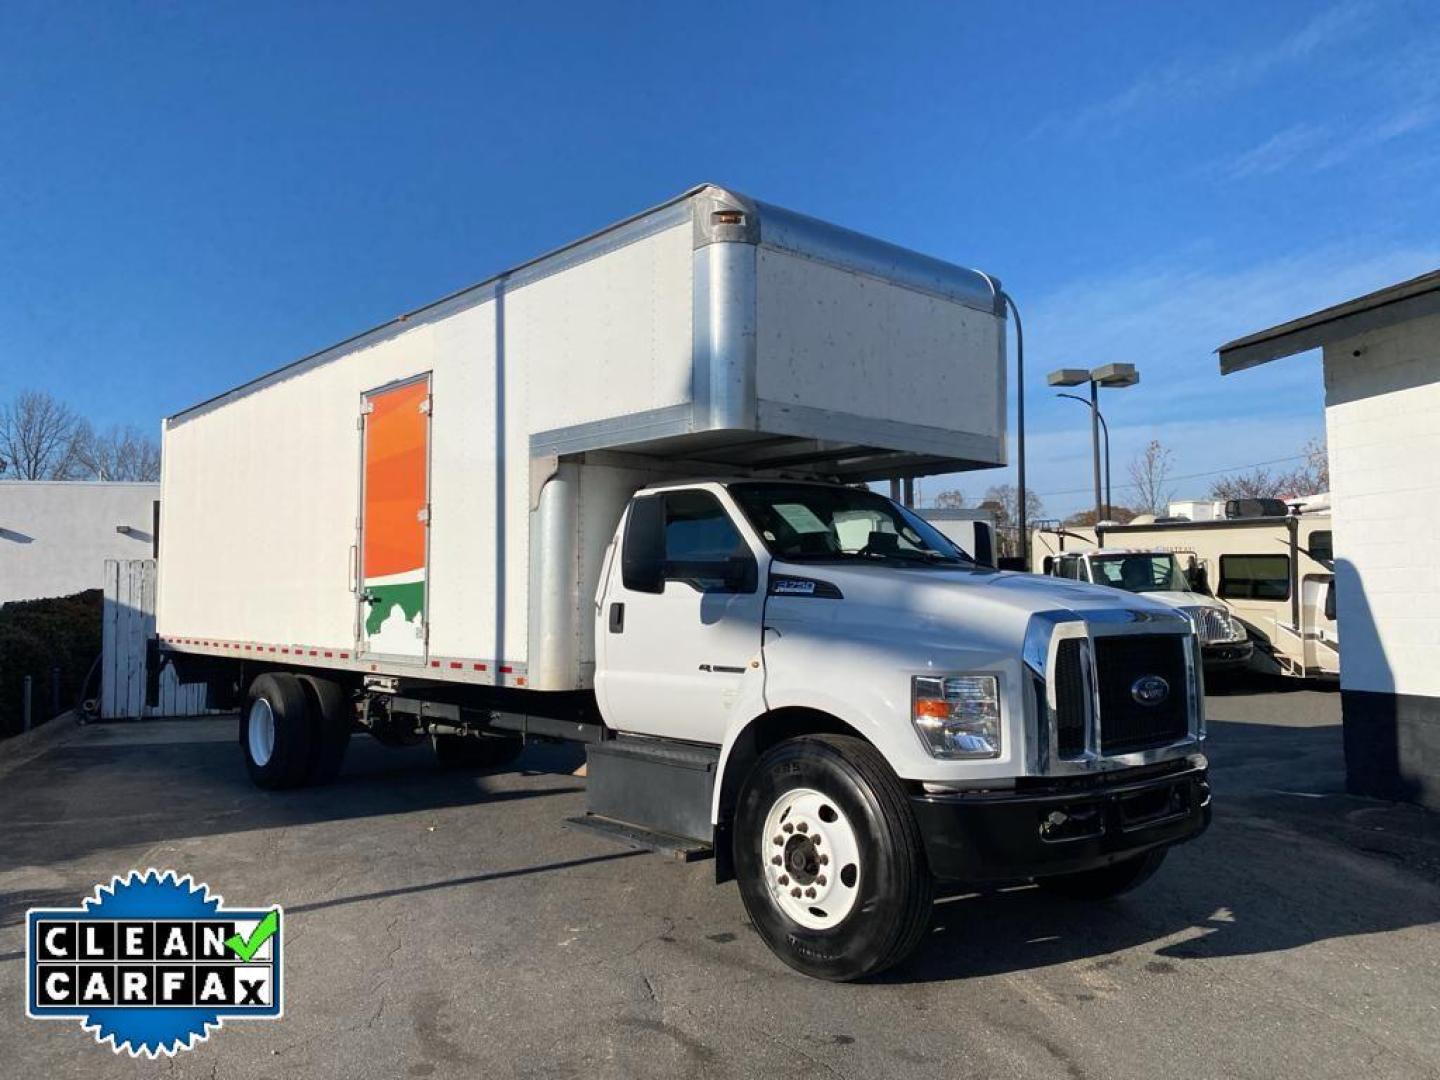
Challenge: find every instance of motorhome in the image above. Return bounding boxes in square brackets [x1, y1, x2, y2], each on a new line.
[156, 185, 1210, 981]
[1095, 501, 1337, 680]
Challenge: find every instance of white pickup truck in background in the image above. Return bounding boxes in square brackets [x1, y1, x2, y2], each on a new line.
[155, 186, 1210, 981]
[1041, 548, 1254, 676]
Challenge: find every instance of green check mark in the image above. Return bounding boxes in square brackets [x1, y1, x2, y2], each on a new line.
[225, 909, 279, 961]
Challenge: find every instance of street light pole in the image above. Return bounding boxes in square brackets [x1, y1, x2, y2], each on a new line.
[1047, 363, 1139, 524]
[1089, 379, 1102, 523]
[1056, 392, 1112, 520]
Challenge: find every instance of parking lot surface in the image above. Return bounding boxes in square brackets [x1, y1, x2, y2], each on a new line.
[3, 683, 1439, 1079]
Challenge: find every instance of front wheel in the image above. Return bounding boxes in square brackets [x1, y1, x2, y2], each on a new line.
[1036, 848, 1167, 900]
[734, 734, 933, 981]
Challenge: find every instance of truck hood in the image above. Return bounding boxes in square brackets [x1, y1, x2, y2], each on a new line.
[767, 561, 1183, 641]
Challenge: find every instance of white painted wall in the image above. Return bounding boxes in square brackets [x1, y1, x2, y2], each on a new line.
[0, 481, 158, 604]
[1324, 311, 1440, 697]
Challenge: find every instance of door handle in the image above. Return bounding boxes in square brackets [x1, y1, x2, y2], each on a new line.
[608, 602, 625, 633]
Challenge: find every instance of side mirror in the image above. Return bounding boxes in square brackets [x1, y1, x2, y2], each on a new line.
[622, 496, 666, 594]
[1185, 558, 1209, 595]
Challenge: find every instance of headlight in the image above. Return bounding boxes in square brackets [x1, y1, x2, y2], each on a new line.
[911, 675, 1001, 759]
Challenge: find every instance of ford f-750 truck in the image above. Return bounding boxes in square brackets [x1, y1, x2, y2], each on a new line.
[157, 185, 1210, 980]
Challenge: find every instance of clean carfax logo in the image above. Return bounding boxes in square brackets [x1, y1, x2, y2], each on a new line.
[26, 869, 283, 1058]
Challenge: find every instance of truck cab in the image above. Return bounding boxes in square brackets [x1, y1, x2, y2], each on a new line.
[591, 479, 1210, 978]
[1044, 548, 1253, 675]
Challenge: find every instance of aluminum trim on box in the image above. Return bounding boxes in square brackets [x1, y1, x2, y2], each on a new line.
[691, 241, 758, 433]
[529, 403, 699, 458]
[753, 200, 1000, 314]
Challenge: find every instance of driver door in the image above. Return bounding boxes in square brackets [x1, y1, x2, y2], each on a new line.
[596, 489, 766, 745]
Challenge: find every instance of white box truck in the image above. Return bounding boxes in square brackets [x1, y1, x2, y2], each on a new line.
[157, 185, 1210, 980]
[919, 507, 998, 567]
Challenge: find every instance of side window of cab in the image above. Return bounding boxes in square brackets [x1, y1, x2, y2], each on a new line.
[623, 490, 757, 594]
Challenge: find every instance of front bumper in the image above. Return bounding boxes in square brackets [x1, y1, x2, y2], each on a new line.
[910, 760, 1210, 883]
[1202, 640, 1254, 671]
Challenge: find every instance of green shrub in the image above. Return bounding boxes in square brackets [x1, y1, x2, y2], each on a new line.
[0, 590, 101, 737]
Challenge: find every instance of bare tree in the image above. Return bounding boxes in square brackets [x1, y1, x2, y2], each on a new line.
[1212, 438, 1330, 501]
[72, 423, 162, 481]
[1128, 439, 1174, 516]
[979, 484, 1045, 559]
[1291, 436, 1329, 494]
[1065, 505, 1136, 527]
[932, 489, 966, 509]
[1210, 468, 1284, 501]
[0, 391, 85, 479]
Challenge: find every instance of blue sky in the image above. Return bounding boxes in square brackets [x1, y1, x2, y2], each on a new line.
[1, 1, 1436, 516]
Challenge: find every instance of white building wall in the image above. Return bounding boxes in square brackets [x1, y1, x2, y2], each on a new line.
[1323, 311, 1440, 697]
[0, 482, 158, 604]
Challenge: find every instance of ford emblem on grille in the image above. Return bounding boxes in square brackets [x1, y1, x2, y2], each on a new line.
[1131, 675, 1170, 706]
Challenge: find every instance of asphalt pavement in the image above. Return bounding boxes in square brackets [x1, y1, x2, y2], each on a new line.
[2, 681, 1439, 1079]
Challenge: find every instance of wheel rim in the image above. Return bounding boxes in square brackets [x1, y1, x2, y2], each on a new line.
[247, 697, 276, 766]
[760, 787, 862, 930]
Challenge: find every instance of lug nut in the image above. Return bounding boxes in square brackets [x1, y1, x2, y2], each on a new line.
[782, 823, 793, 834]
[778, 874, 789, 885]
[817, 875, 827, 886]
[796, 822, 808, 833]
[773, 836, 783, 846]
[819, 854, 829, 865]
[805, 887, 816, 898]
[812, 835, 821, 846]
[791, 887, 802, 898]
[771, 855, 782, 866]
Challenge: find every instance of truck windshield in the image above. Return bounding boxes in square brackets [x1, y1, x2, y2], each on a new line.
[727, 483, 972, 566]
[1089, 553, 1188, 593]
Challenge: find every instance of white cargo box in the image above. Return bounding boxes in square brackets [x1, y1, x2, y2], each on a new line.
[158, 185, 1008, 690]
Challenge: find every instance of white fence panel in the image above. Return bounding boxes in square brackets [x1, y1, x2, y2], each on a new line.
[101, 558, 209, 719]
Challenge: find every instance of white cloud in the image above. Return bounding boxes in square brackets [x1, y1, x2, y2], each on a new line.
[1312, 102, 1440, 170]
[1217, 101, 1439, 181]
[1036, 1, 1373, 140]
[1224, 123, 1330, 178]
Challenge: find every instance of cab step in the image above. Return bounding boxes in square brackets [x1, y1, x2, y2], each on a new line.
[563, 814, 713, 862]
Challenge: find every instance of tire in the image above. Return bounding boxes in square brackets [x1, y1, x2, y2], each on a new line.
[1037, 848, 1167, 900]
[431, 732, 525, 771]
[733, 734, 933, 981]
[239, 673, 316, 790]
[296, 674, 352, 785]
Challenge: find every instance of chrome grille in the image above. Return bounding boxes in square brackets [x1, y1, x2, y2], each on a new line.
[1190, 607, 1232, 644]
[1050, 633, 1192, 760]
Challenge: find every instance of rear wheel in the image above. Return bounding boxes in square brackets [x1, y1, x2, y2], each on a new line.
[240, 673, 315, 789]
[1037, 848, 1167, 900]
[431, 732, 525, 771]
[296, 674, 352, 784]
[734, 734, 933, 981]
